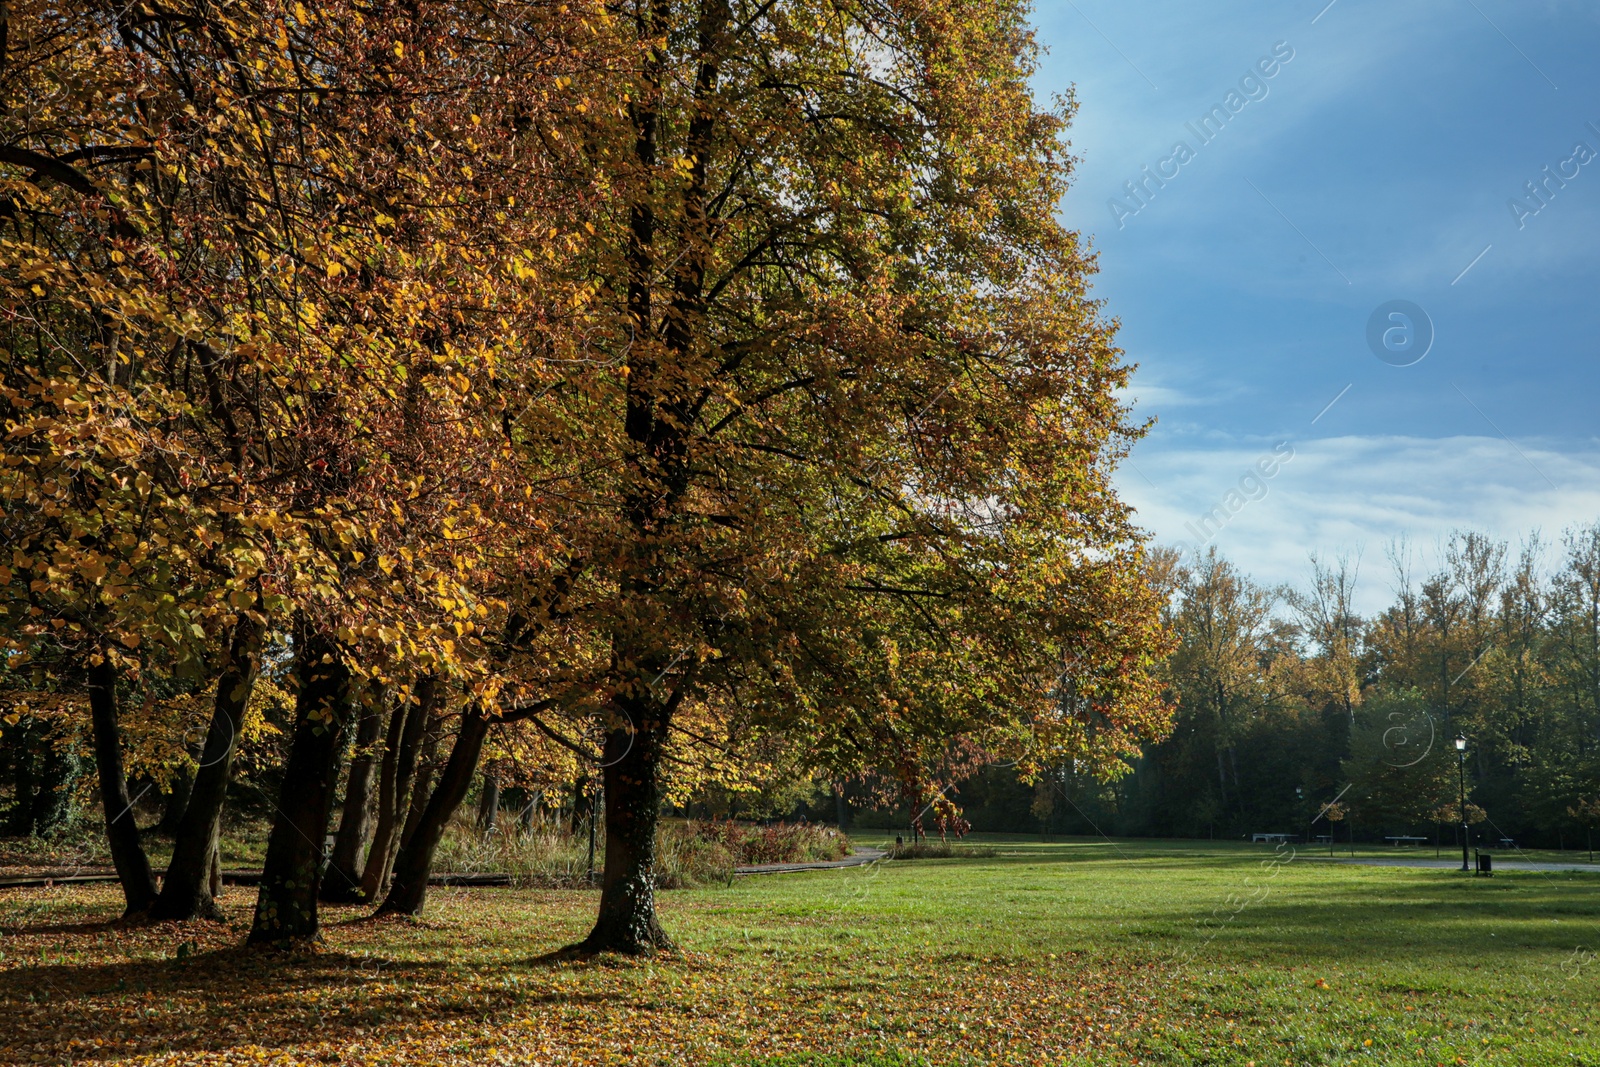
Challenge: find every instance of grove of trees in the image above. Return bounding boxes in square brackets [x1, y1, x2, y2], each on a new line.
[0, 0, 1172, 952]
[991, 532, 1600, 855]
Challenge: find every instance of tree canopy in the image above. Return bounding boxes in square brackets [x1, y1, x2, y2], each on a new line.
[2, 0, 1170, 952]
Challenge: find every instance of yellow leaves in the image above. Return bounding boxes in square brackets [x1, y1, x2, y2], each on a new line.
[509, 252, 539, 282]
[393, 41, 405, 58]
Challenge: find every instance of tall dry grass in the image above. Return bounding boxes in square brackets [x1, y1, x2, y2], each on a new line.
[433, 815, 852, 888]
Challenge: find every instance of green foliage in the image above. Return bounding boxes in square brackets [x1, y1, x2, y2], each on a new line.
[1342, 689, 1460, 826]
[1022, 527, 1600, 848]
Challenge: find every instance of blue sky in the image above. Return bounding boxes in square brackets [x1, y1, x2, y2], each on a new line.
[1033, 0, 1600, 607]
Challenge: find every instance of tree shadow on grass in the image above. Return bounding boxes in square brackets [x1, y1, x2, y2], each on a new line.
[0, 945, 625, 1063]
[1108, 872, 1600, 972]
[0, 917, 127, 937]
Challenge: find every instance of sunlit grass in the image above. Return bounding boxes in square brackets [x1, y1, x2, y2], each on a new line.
[3, 837, 1597, 1064]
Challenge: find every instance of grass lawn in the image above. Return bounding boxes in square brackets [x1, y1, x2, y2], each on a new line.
[2, 836, 1597, 1065]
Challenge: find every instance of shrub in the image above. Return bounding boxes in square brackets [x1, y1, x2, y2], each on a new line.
[432, 815, 853, 889]
[434, 817, 599, 888]
[885, 842, 997, 860]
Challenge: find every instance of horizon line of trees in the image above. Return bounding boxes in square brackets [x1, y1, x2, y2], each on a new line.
[948, 528, 1600, 852]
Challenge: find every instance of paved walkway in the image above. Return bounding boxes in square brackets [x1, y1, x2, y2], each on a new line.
[734, 847, 886, 876]
[1311, 856, 1600, 874]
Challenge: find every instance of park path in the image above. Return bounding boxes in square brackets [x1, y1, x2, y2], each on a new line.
[1312, 856, 1600, 874]
[0, 847, 889, 890]
[733, 847, 885, 876]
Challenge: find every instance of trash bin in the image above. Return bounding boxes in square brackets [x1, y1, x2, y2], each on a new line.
[1475, 850, 1492, 876]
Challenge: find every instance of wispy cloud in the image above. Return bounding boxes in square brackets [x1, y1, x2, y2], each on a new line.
[1120, 434, 1600, 609]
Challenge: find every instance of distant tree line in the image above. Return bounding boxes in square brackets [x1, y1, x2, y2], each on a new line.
[938, 530, 1600, 853]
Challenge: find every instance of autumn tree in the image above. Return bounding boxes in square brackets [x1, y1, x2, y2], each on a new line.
[1287, 551, 1365, 725]
[1156, 548, 1299, 823]
[7, 0, 1173, 952]
[0, 0, 293, 915]
[479, 0, 1172, 955]
[2, 0, 597, 932]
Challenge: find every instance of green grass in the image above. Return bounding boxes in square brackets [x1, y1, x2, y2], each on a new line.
[3, 836, 1598, 1064]
[701, 837, 1600, 1063]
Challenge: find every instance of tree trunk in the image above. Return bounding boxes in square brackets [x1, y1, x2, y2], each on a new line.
[209, 833, 223, 898]
[357, 695, 410, 902]
[568, 0, 719, 958]
[156, 761, 194, 836]
[321, 686, 385, 903]
[379, 709, 490, 916]
[87, 658, 158, 918]
[576, 702, 673, 955]
[1215, 749, 1229, 815]
[362, 673, 435, 898]
[476, 772, 500, 833]
[153, 614, 263, 920]
[248, 628, 352, 944]
[399, 694, 444, 850]
[7, 720, 37, 835]
[519, 790, 542, 831]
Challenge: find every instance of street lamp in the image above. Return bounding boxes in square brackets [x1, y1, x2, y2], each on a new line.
[1454, 735, 1469, 872]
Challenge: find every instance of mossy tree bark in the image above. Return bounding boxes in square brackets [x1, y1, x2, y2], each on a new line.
[576, 697, 674, 955]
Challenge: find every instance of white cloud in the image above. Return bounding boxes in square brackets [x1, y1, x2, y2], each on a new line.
[1113, 375, 1236, 413]
[1118, 433, 1600, 610]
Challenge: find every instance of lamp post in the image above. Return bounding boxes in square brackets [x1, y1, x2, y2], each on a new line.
[1454, 734, 1469, 872]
